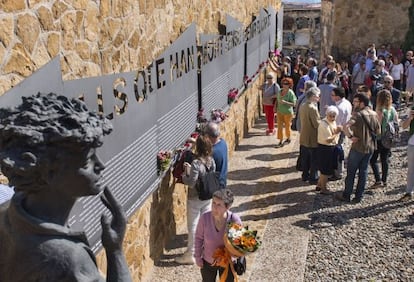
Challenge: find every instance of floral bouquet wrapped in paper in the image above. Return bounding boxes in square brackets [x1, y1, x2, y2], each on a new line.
[223, 222, 261, 257]
[212, 222, 261, 281]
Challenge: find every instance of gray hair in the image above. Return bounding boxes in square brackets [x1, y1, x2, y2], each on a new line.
[204, 121, 220, 138]
[305, 86, 321, 99]
[304, 80, 317, 92]
[213, 189, 234, 208]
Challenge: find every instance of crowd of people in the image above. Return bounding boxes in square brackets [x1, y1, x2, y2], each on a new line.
[266, 43, 414, 203]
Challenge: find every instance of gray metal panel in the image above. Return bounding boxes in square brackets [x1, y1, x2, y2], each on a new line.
[246, 17, 261, 79]
[226, 15, 245, 90]
[67, 23, 199, 253]
[156, 23, 198, 153]
[268, 6, 277, 51]
[199, 34, 231, 113]
[259, 8, 271, 63]
[0, 57, 63, 107]
[277, 6, 284, 51]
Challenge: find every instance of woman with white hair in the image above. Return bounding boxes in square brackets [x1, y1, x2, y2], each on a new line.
[315, 105, 343, 194]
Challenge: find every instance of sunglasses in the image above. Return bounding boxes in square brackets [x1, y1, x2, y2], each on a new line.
[384, 81, 392, 84]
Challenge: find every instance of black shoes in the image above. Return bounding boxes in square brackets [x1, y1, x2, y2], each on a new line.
[328, 176, 342, 181]
[335, 192, 351, 203]
[283, 138, 291, 145]
[275, 139, 291, 148]
[275, 142, 284, 148]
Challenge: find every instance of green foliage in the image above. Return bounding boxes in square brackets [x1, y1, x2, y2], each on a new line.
[403, 0, 414, 51]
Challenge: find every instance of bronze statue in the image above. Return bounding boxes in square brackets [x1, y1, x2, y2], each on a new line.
[0, 93, 132, 282]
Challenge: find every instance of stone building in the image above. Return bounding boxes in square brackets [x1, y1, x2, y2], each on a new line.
[282, 2, 322, 60]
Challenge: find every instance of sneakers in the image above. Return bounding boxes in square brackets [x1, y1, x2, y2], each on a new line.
[399, 193, 413, 202]
[175, 251, 195, 265]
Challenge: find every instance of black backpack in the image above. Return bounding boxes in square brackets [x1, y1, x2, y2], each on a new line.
[195, 162, 221, 200]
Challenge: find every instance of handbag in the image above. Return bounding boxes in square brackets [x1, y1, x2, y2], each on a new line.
[233, 256, 246, 275]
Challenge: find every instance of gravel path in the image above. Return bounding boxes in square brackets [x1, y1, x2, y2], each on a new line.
[147, 114, 414, 282]
[305, 129, 414, 282]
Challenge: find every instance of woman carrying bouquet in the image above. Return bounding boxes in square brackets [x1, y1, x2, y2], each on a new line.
[194, 189, 241, 282]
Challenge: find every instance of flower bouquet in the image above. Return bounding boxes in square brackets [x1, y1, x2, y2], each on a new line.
[228, 88, 239, 104]
[211, 108, 228, 123]
[223, 222, 261, 257]
[157, 150, 172, 175]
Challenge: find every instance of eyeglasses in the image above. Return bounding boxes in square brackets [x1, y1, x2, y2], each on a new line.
[328, 114, 337, 118]
[384, 81, 392, 84]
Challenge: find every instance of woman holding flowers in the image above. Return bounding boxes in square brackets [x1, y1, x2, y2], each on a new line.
[194, 189, 241, 282]
[175, 135, 216, 265]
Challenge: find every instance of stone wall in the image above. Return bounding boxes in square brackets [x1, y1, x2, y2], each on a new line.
[0, 1, 280, 281]
[320, 0, 334, 63]
[0, 0, 279, 95]
[331, 0, 411, 60]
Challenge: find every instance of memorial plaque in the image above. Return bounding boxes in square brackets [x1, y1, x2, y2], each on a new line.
[268, 6, 277, 52]
[199, 34, 231, 113]
[245, 17, 261, 80]
[277, 6, 285, 50]
[226, 15, 245, 90]
[0, 57, 63, 107]
[65, 23, 199, 252]
[259, 8, 271, 64]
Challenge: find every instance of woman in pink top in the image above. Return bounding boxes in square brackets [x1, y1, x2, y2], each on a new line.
[194, 189, 242, 282]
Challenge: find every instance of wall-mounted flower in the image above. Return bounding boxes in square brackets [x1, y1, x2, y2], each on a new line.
[210, 108, 228, 123]
[227, 88, 239, 104]
[157, 150, 172, 175]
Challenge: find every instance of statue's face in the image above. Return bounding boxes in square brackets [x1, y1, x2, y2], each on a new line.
[53, 148, 105, 198]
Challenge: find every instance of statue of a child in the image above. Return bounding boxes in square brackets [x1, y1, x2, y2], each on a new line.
[0, 93, 132, 282]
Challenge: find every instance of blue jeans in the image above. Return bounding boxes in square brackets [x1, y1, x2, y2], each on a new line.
[343, 149, 373, 200]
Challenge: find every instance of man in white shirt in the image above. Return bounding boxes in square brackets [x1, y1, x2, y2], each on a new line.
[331, 87, 352, 180]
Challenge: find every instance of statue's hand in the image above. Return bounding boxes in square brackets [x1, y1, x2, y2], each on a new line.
[100, 187, 127, 252]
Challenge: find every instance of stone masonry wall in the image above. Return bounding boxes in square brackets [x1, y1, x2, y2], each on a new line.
[320, 0, 334, 63]
[331, 0, 411, 59]
[0, 1, 280, 281]
[0, 0, 279, 95]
